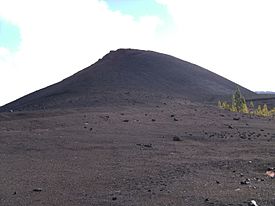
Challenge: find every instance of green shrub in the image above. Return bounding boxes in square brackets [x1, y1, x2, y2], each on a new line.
[218, 88, 274, 117]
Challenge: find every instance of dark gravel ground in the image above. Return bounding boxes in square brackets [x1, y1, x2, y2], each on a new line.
[0, 100, 274, 206]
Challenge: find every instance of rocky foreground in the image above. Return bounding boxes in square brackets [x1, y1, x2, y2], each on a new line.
[0, 100, 274, 206]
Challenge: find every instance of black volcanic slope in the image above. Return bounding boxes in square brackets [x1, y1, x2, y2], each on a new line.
[1, 49, 255, 111]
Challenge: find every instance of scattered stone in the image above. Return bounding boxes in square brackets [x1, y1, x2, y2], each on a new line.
[137, 143, 152, 148]
[171, 114, 175, 117]
[204, 198, 209, 202]
[100, 115, 109, 121]
[173, 136, 181, 141]
[112, 197, 117, 201]
[33, 188, 43, 192]
[240, 135, 246, 139]
[254, 177, 264, 182]
[13, 192, 16, 195]
[144, 144, 152, 148]
[266, 168, 275, 178]
[250, 200, 259, 206]
[216, 181, 220, 184]
[233, 117, 240, 121]
[123, 120, 129, 122]
[240, 179, 250, 185]
[173, 118, 178, 121]
[228, 125, 233, 129]
[152, 119, 156, 122]
[89, 128, 93, 131]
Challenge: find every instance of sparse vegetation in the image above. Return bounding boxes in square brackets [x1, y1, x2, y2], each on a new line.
[218, 87, 275, 117]
[231, 87, 248, 113]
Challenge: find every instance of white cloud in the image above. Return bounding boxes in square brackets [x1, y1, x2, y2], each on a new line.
[154, 0, 275, 92]
[0, 47, 11, 61]
[0, 0, 162, 105]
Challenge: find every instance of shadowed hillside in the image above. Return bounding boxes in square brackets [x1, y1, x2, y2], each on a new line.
[0, 49, 255, 111]
[248, 94, 275, 108]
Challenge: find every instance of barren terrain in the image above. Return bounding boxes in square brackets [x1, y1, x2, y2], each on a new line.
[0, 49, 255, 112]
[1, 100, 274, 206]
[0, 49, 274, 205]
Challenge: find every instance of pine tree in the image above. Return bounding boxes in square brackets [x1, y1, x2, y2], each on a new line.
[232, 87, 248, 113]
[234, 87, 241, 112]
[241, 97, 248, 113]
[231, 94, 237, 112]
[257, 105, 262, 116]
[218, 101, 222, 109]
[249, 101, 254, 109]
[219, 88, 273, 117]
[270, 108, 275, 115]
[222, 101, 231, 110]
[262, 104, 269, 116]
[242, 103, 249, 113]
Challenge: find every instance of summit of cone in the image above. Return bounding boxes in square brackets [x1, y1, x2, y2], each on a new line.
[0, 49, 255, 111]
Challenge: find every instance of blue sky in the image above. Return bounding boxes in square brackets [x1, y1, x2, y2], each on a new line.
[105, 0, 168, 19]
[105, 0, 172, 34]
[0, 18, 21, 52]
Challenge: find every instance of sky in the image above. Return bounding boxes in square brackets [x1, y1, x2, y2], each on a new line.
[0, 0, 275, 106]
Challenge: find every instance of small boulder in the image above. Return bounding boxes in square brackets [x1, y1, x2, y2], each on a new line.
[240, 179, 250, 185]
[33, 188, 43, 192]
[173, 136, 181, 141]
[144, 144, 152, 148]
